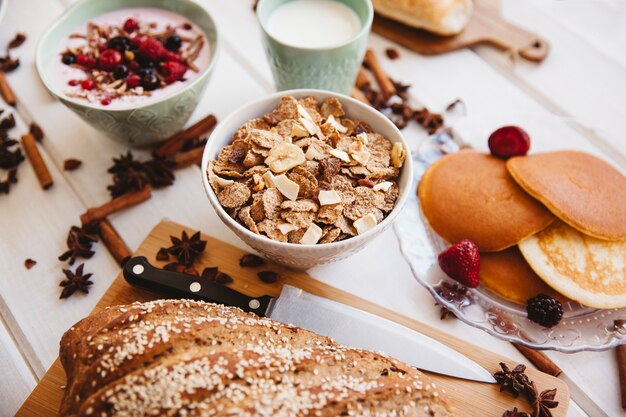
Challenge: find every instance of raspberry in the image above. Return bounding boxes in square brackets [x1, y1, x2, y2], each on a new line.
[526, 294, 563, 327]
[80, 79, 95, 90]
[68, 79, 79, 86]
[160, 61, 187, 83]
[162, 50, 182, 63]
[488, 126, 530, 159]
[98, 49, 123, 70]
[100, 98, 111, 106]
[76, 54, 96, 68]
[127, 74, 141, 88]
[437, 239, 480, 288]
[138, 37, 168, 61]
[123, 18, 139, 33]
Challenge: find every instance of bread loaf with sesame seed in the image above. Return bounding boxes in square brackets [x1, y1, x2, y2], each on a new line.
[59, 299, 458, 417]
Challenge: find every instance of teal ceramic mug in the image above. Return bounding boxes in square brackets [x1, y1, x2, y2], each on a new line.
[257, 0, 373, 95]
[36, 0, 219, 147]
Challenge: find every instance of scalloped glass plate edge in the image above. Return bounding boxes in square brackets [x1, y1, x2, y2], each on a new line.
[393, 146, 626, 353]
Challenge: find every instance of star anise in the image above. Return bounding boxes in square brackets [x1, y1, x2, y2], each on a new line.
[526, 382, 558, 417]
[414, 108, 444, 134]
[58, 221, 100, 265]
[0, 113, 16, 130]
[0, 168, 17, 194]
[0, 56, 19, 72]
[494, 362, 531, 398]
[107, 151, 144, 174]
[142, 156, 175, 188]
[59, 263, 93, 299]
[167, 230, 207, 266]
[502, 408, 530, 417]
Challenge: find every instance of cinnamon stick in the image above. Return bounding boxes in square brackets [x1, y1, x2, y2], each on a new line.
[363, 49, 396, 100]
[154, 114, 217, 157]
[0, 72, 16, 106]
[351, 87, 371, 106]
[99, 219, 131, 266]
[21, 133, 53, 189]
[80, 185, 151, 225]
[513, 343, 562, 377]
[355, 67, 370, 89]
[173, 146, 204, 169]
[617, 344, 626, 408]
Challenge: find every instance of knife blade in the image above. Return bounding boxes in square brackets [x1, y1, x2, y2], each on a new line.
[123, 256, 495, 383]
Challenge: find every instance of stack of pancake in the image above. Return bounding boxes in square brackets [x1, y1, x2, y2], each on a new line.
[418, 149, 626, 309]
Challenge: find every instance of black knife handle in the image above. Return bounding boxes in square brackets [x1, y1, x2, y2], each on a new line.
[123, 256, 273, 316]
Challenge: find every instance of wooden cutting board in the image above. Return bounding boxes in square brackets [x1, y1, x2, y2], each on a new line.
[373, 0, 549, 62]
[17, 220, 569, 416]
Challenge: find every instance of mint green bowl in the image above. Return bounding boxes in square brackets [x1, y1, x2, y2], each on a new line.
[36, 0, 219, 147]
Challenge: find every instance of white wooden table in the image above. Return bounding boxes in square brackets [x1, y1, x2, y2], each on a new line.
[1, 1, 624, 416]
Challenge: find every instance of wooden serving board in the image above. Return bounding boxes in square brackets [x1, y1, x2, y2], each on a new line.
[17, 220, 569, 416]
[373, 0, 549, 62]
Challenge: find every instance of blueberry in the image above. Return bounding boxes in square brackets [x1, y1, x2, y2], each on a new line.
[61, 52, 76, 65]
[135, 53, 155, 68]
[112, 64, 128, 79]
[107, 36, 131, 52]
[164, 34, 182, 51]
[137, 67, 155, 78]
[141, 73, 160, 91]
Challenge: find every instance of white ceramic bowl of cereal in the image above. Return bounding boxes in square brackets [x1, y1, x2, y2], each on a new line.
[201, 89, 412, 269]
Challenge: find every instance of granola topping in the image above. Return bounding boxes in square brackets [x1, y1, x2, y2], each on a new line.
[208, 96, 404, 244]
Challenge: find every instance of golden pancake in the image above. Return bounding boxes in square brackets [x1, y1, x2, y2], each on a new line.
[418, 150, 555, 252]
[507, 151, 626, 241]
[480, 246, 567, 305]
[519, 220, 626, 309]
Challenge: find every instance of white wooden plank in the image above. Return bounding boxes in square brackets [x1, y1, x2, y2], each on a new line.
[524, 0, 626, 70]
[0, 102, 121, 376]
[0, 318, 36, 417]
[473, 0, 626, 163]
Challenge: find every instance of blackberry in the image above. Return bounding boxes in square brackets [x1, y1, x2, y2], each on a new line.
[526, 294, 563, 327]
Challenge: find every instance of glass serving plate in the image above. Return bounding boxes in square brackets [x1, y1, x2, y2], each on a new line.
[394, 130, 626, 352]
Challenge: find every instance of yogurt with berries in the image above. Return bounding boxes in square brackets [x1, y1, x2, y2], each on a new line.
[55, 8, 210, 108]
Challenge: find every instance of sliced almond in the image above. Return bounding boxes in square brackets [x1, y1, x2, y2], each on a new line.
[329, 148, 350, 162]
[273, 174, 300, 201]
[265, 142, 306, 173]
[391, 142, 406, 168]
[326, 115, 347, 133]
[356, 132, 369, 144]
[351, 150, 371, 166]
[291, 122, 309, 138]
[318, 189, 342, 206]
[262, 171, 276, 188]
[277, 222, 298, 235]
[299, 223, 323, 245]
[353, 212, 378, 235]
[373, 181, 393, 192]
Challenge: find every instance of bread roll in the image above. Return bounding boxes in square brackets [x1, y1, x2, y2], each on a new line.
[373, 0, 473, 35]
[59, 299, 458, 416]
